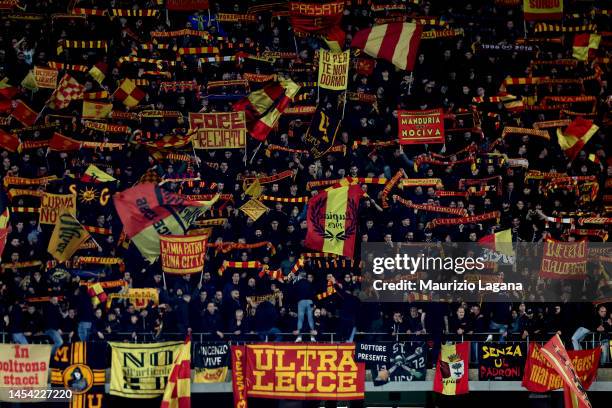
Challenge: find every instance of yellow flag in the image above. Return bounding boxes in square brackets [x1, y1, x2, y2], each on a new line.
[239, 198, 268, 221]
[84, 164, 117, 182]
[48, 212, 91, 262]
[21, 71, 38, 91]
[243, 178, 262, 198]
[89, 65, 106, 84]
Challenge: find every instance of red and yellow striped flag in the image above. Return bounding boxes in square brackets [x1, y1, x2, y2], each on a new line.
[305, 184, 363, 258]
[232, 77, 300, 141]
[160, 337, 191, 408]
[351, 23, 422, 71]
[556, 118, 599, 161]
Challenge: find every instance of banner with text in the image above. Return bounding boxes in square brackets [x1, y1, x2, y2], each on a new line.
[189, 112, 246, 149]
[0, 344, 52, 402]
[478, 342, 526, 381]
[109, 341, 183, 398]
[39, 192, 77, 225]
[522, 343, 600, 392]
[362, 342, 427, 386]
[241, 343, 365, 400]
[160, 234, 207, 274]
[194, 342, 230, 383]
[398, 108, 445, 145]
[318, 49, 350, 90]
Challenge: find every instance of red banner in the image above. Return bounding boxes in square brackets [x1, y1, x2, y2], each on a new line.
[166, 0, 209, 11]
[239, 343, 365, 401]
[160, 235, 207, 274]
[231, 346, 248, 408]
[539, 239, 587, 280]
[398, 108, 445, 144]
[522, 343, 600, 392]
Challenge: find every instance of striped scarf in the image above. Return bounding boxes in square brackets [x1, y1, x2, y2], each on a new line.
[429, 211, 500, 228]
[534, 23, 596, 33]
[48, 61, 89, 72]
[259, 195, 309, 203]
[394, 195, 468, 217]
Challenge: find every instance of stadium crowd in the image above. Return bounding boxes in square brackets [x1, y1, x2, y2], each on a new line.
[0, 0, 610, 367]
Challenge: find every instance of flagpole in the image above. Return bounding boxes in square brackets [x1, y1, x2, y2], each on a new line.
[162, 271, 167, 290]
[408, 72, 413, 95]
[249, 142, 263, 164]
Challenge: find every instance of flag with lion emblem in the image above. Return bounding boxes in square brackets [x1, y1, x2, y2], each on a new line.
[305, 183, 363, 258]
[434, 342, 469, 395]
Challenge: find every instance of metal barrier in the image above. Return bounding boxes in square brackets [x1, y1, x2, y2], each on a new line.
[2, 330, 609, 367]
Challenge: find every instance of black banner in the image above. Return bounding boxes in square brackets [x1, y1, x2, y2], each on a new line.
[478, 342, 526, 380]
[304, 91, 342, 158]
[356, 342, 427, 386]
[194, 341, 230, 383]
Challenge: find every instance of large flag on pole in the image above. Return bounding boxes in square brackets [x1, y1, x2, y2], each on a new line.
[232, 77, 301, 141]
[556, 118, 599, 161]
[160, 337, 192, 408]
[351, 23, 422, 71]
[540, 334, 592, 408]
[113, 184, 218, 262]
[305, 184, 363, 258]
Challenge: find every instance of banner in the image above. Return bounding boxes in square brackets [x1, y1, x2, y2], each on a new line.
[241, 343, 365, 400]
[318, 49, 350, 90]
[33, 66, 58, 88]
[305, 184, 363, 258]
[478, 342, 526, 380]
[433, 342, 469, 395]
[160, 234, 207, 274]
[39, 192, 77, 225]
[304, 95, 342, 158]
[194, 342, 230, 383]
[539, 240, 587, 280]
[167, 0, 209, 11]
[189, 112, 247, 149]
[368, 342, 427, 386]
[231, 346, 248, 408]
[106, 288, 159, 310]
[50, 342, 106, 408]
[109, 341, 183, 398]
[0, 344, 52, 402]
[523, 0, 563, 21]
[398, 108, 445, 144]
[522, 343, 600, 392]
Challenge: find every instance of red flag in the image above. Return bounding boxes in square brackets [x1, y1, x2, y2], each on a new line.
[305, 184, 363, 258]
[231, 345, 248, 408]
[289, 1, 345, 45]
[0, 129, 20, 152]
[11, 99, 38, 127]
[166, 0, 209, 10]
[540, 334, 592, 408]
[49, 132, 81, 151]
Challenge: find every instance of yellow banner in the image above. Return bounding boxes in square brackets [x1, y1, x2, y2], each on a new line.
[189, 112, 247, 149]
[39, 192, 77, 225]
[106, 288, 159, 309]
[160, 234, 207, 274]
[109, 341, 183, 398]
[318, 49, 350, 90]
[33, 66, 58, 88]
